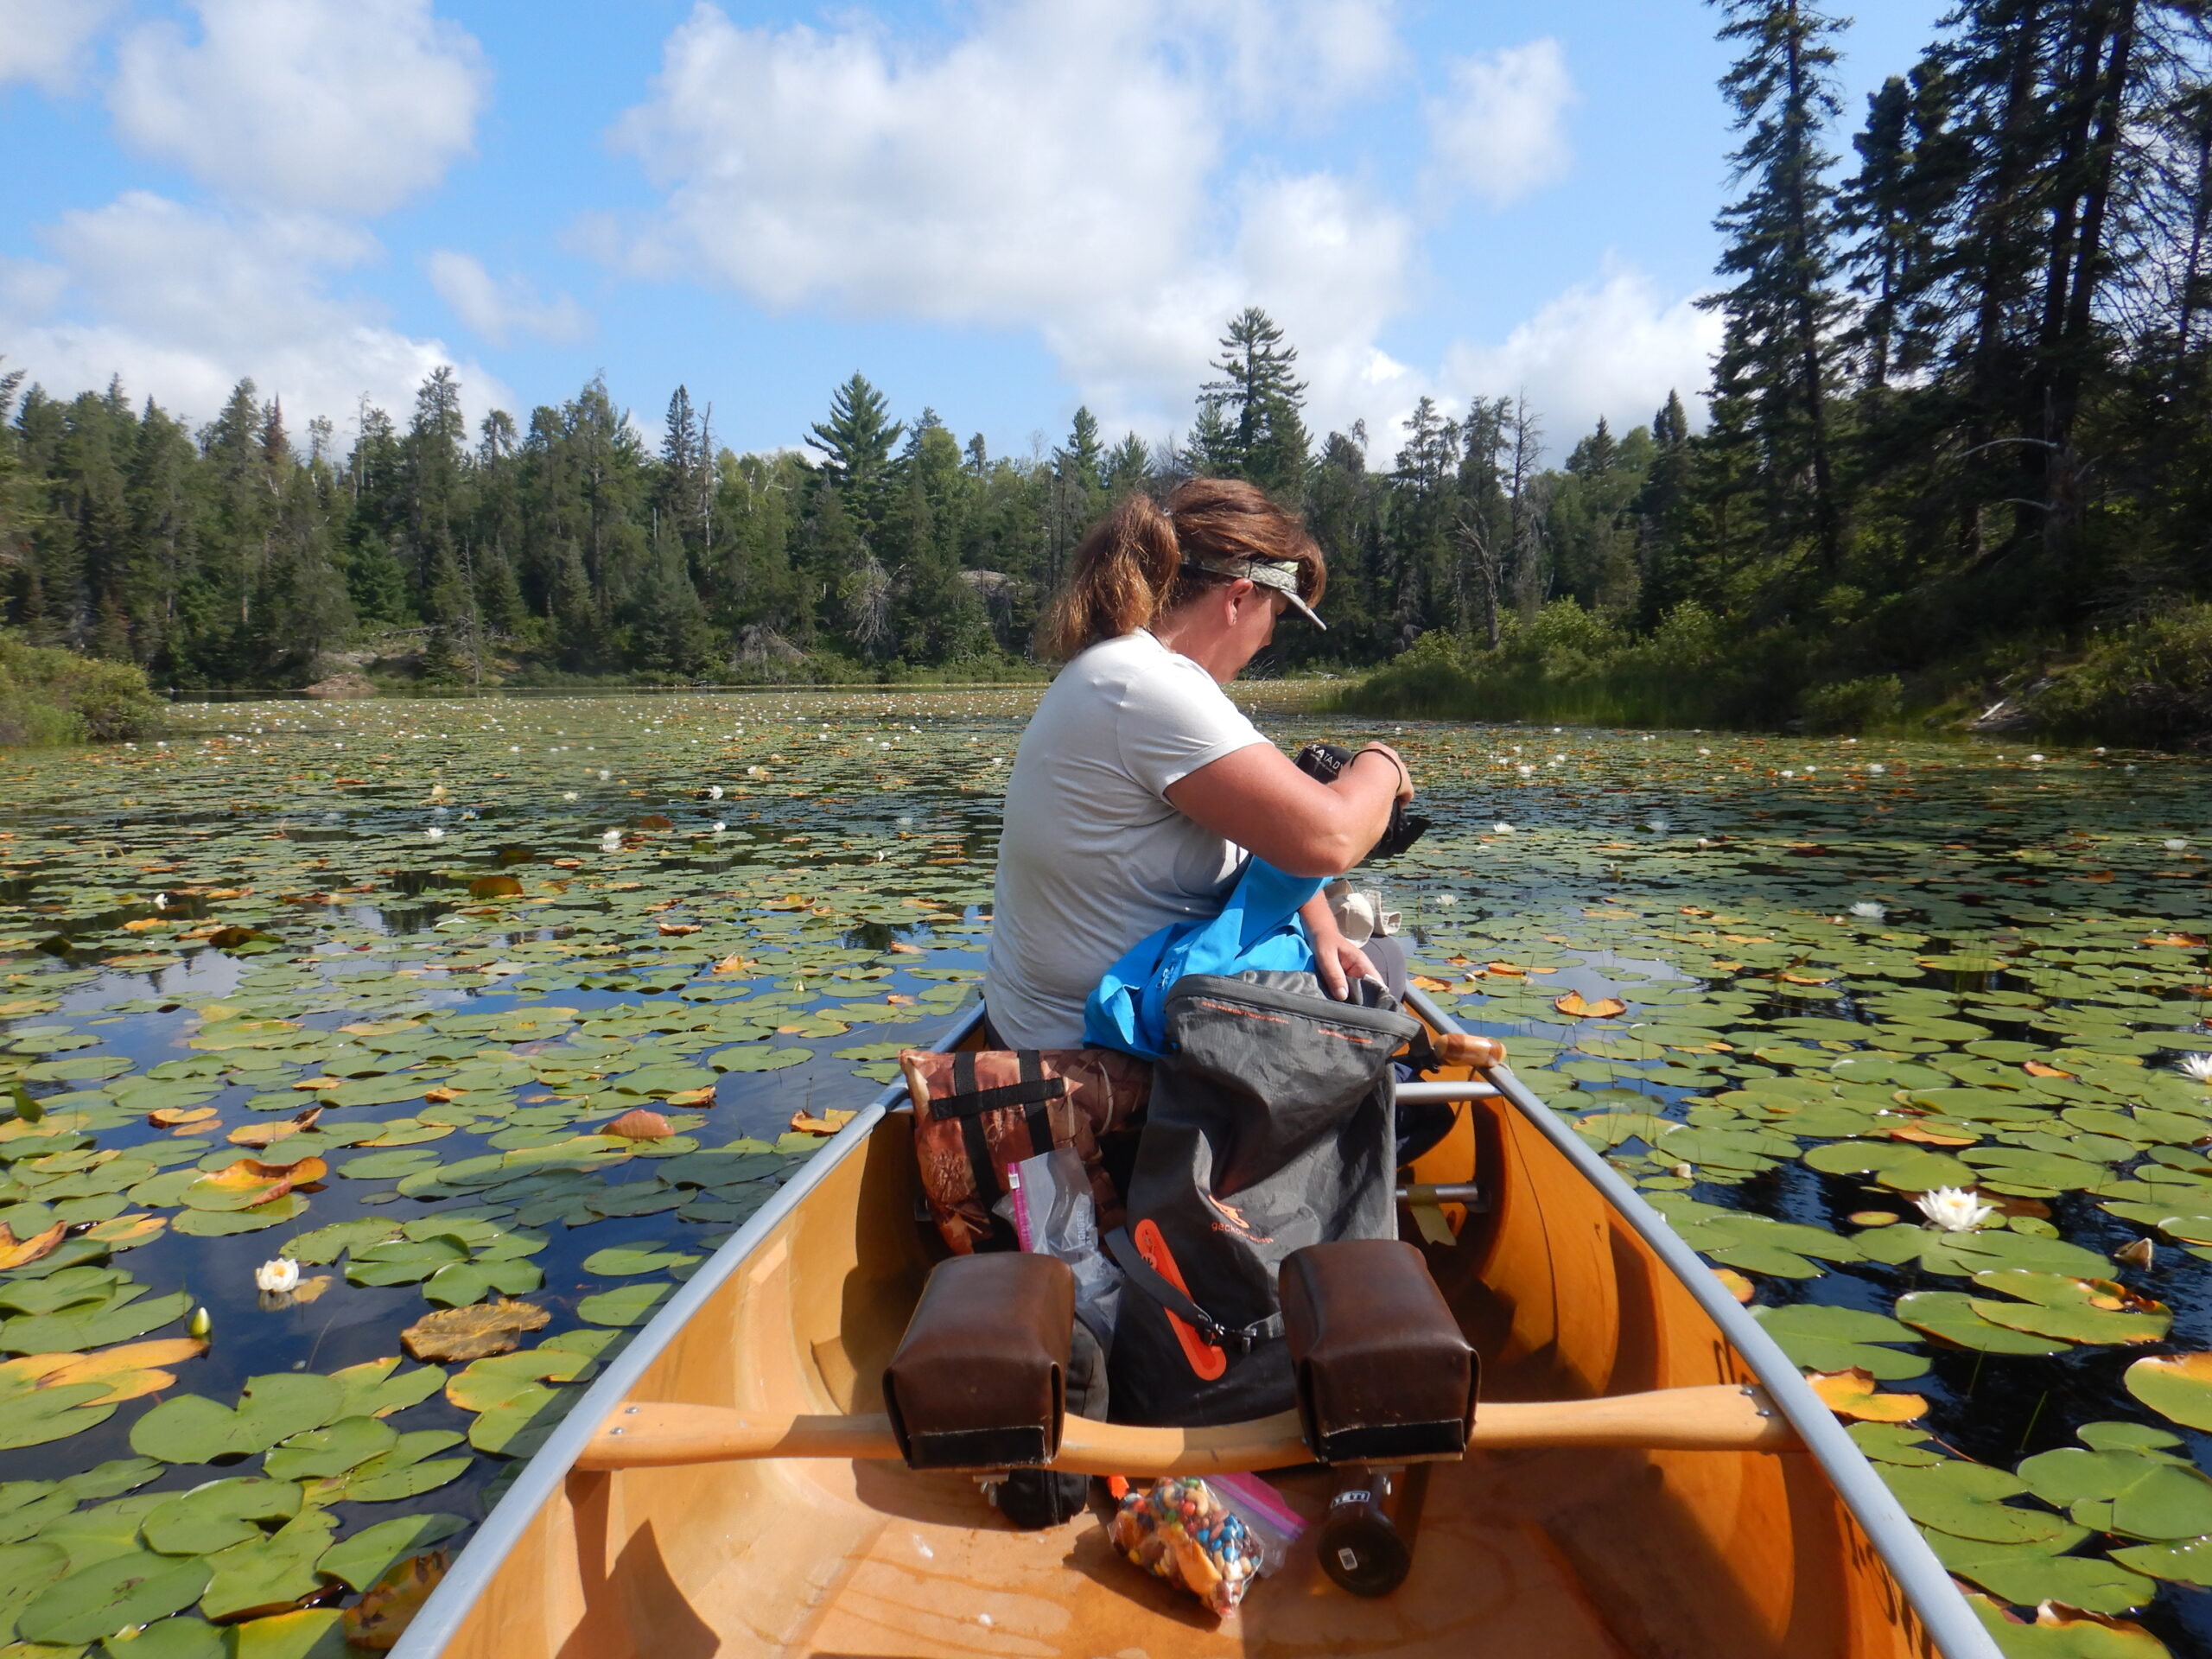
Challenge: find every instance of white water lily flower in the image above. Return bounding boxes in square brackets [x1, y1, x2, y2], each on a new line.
[1494, 823, 1514, 835]
[600, 830, 622, 852]
[1647, 816, 1670, 834]
[2164, 839, 2188, 852]
[708, 785, 724, 800]
[711, 821, 727, 833]
[562, 791, 578, 802]
[424, 826, 444, 841]
[1868, 763, 1886, 774]
[1852, 901, 1887, 921]
[1516, 764, 1535, 778]
[255, 1258, 300, 1294]
[2181, 1053, 2212, 1084]
[598, 768, 612, 781]
[1433, 893, 1458, 906]
[2028, 753, 2045, 762]
[1916, 1187, 1996, 1232]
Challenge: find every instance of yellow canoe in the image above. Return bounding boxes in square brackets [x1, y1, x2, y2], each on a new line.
[394, 991, 1997, 1658]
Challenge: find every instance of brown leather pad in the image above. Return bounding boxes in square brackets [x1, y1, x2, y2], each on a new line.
[882, 1254, 1074, 1471]
[1281, 1239, 1477, 1463]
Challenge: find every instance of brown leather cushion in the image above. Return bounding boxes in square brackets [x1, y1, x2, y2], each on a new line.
[1281, 1240, 1477, 1463]
[882, 1254, 1074, 1471]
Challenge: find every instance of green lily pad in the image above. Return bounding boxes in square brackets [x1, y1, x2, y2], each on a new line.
[261, 1416, 398, 1480]
[141, 1478, 303, 1554]
[315, 1511, 468, 1594]
[16, 1548, 213, 1644]
[1966, 1272, 2172, 1345]
[2123, 1352, 2212, 1431]
[577, 1281, 673, 1326]
[709, 1046, 811, 1072]
[1879, 1461, 2070, 1544]
[1749, 1303, 1926, 1378]
[580, 1245, 702, 1277]
[130, 1374, 344, 1464]
[198, 1509, 338, 1623]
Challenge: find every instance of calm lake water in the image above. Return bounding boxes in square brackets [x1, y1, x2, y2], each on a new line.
[0, 686, 2206, 1656]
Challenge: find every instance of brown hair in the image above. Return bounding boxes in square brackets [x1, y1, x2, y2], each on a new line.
[1039, 477, 1325, 660]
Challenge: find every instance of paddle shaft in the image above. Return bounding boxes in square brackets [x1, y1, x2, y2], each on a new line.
[575, 1384, 1798, 1473]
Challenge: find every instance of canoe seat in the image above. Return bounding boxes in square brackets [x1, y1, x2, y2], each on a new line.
[1282, 1240, 1478, 1463]
[882, 1253, 1073, 1471]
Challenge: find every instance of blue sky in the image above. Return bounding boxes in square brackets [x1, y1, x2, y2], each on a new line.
[1, 0, 1944, 465]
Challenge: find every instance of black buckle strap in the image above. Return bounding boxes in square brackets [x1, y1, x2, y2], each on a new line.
[1103, 1227, 1282, 1357]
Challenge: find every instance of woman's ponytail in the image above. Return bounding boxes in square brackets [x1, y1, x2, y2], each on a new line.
[1039, 493, 1181, 661]
[1037, 477, 1325, 662]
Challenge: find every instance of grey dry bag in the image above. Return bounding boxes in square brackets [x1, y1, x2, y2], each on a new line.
[1105, 969, 1420, 1428]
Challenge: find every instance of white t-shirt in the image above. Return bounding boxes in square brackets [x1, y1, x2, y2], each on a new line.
[983, 630, 1269, 1048]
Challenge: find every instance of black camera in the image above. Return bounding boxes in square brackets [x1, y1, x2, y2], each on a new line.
[1294, 742, 1429, 864]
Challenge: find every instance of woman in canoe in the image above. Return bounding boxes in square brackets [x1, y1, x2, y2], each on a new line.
[982, 477, 1415, 1050]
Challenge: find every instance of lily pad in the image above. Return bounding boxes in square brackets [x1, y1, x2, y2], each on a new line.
[316, 1511, 468, 1594]
[2124, 1351, 2212, 1432]
[16, 1548, 213, 1643]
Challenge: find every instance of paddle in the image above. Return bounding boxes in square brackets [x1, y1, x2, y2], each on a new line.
[575, 1383, 1800, 1473]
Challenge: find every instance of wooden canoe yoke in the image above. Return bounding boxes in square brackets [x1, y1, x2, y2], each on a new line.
[577, 1034, 1804, 1477]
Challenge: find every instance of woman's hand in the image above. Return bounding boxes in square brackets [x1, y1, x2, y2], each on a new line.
[1353, 742, 1415, 804]
[1319, 935, 1380, 1001]
[1302, 897, 1380, 1001]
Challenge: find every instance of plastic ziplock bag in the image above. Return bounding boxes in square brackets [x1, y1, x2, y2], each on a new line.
[1107, 1473, 1305, 1618]
[1003, 1143, 1121, 1351]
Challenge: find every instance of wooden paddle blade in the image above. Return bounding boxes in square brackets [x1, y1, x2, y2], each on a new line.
[575, 1385, 1799, 1472]
[1429, 1032, 1507, 1070]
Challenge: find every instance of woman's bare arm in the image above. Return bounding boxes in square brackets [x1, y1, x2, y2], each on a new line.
[1165, 741, 1411, 878]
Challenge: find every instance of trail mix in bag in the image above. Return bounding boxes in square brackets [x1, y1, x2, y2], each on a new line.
[1107, 1474, 1299, 1618]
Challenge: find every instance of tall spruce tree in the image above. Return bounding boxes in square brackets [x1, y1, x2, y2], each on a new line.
[1702, 0, 1851, 585]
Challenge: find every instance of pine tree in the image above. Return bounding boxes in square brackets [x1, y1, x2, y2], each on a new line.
[1198, 308, 1311, 497]
[1701, 0, 1851, 582]
[805, 374, 903, 531]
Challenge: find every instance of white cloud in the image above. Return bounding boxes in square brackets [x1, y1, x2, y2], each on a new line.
[1188, 0, 1402, 116]
[110, 0, 486, 216]
[616, 3, 1216, 325]
[0, 0, 120, 92]
[612, 0, 1422, 438]
[1425, 40, 1576, 207]
[0, 192, 510, 431]
[1442, 262, 1718, 446]
[427, 251, 590, 346]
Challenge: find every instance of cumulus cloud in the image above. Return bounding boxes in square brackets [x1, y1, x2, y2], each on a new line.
[611, 3, 1696, 448]
[111, 0, 486, 215]
[0, 0, 121, 92]
[427, 251, 590, 346]
[616, 4, 1214, 324]
[1425, 40, 1576, 207]
[611, 0, 1426, 436]
[0, 192, 509, 430]
[1442, 261, 1718, 445]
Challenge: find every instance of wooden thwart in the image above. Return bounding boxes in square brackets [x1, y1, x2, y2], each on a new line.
[575, 1383, 1799, 1474]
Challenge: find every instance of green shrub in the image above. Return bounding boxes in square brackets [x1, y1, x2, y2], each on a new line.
[0, 636, 165, 746]
[1801, 674, 1903, 734]
[1329, 600, 1780, 729]
[2035, 606, 2212, 745]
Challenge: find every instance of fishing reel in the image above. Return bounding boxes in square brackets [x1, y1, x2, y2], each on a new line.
[1294, 742, 1430, 864]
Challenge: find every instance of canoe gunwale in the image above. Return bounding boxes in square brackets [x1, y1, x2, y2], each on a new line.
[389, 1001, 988, 1659]
[1403, 988, 1999, 1659]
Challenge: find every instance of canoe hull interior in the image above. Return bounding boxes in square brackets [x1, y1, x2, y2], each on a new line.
[430, 1048, 1943, 1659]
